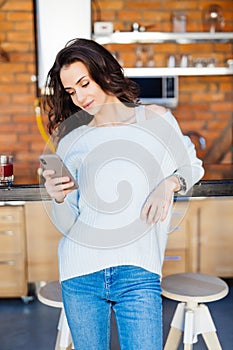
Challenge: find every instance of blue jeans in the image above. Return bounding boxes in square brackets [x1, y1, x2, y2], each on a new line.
[61, 265, 162, 350]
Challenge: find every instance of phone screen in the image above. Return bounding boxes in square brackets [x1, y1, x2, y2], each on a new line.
[39, 154, 78, 189]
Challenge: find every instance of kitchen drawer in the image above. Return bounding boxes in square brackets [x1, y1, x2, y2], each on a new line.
[162, 249, 186, 276]
[0, 206, 24, 224]
[0, 225, 23, 254]
[0, 254, 27, 297]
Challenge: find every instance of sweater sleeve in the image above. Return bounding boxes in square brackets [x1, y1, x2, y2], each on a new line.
[51, 191, 80, 236]
[51, 134, 81, 236]
[163, 110, 205, 194]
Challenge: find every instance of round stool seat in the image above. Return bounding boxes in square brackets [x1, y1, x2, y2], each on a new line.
[161, 272, 229, 303]
[161, 273, 229, 350]
[38, 281, 62, 308]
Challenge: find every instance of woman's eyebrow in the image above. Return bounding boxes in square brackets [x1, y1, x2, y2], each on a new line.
[64, 75, 88, 90]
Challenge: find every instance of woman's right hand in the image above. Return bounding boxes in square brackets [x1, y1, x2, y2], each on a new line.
[43, 169, 76, 203]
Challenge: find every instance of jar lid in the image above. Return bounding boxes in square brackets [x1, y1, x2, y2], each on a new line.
[0, 155, 13, 164]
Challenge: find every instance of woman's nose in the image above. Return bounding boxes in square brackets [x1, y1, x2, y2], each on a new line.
[75, 89, 86, 103]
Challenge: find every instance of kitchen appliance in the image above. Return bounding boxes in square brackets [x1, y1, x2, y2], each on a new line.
[125, 72, 178, 108]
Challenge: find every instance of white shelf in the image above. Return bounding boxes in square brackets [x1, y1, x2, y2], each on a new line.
[93, 32, 233, 45]
[124, 67, 233, 77]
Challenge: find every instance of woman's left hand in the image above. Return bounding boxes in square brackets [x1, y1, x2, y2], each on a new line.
[141, 176, 180, 224]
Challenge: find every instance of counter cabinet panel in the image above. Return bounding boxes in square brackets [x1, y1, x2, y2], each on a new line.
[1, 196, 232, 296]
[25, 201, 61, 282]
[198, 198, 233, 277]
[163, 197, 233, 278]
[0, 206, 27, 297]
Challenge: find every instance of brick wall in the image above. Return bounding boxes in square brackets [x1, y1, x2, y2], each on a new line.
[0, 0, 41, 183]
[0, 0, 232, 183]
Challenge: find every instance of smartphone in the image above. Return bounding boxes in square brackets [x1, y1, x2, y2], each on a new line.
[39, 154, 78, 190]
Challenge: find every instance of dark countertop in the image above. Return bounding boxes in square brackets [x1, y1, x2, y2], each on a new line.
[0, 180, 232, 202]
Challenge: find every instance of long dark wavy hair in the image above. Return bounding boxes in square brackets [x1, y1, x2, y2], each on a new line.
[42, 38, 140, 134]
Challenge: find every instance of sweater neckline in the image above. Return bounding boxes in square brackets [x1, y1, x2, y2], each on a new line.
[83, 105, 146, 129]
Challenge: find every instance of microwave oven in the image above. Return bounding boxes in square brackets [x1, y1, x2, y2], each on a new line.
[124, 70, 178, 108]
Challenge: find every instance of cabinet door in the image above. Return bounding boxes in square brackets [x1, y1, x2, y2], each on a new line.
[25, 201, 61, 282]
[199, 198, 233, 277]
[0, 206, 27, 297]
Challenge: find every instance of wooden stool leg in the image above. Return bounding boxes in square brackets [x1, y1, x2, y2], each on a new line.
[202, 331, 222, 350]
[55, 331, 72, 350]
[164, 326, 183, 350]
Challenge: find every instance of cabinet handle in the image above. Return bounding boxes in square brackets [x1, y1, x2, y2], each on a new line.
[0, 230, 14, 236]
[0, 215, 14, 221]
[169, 225, 181, 231]
[0, 260, 15, 265]
[164, 256, 182, 261]
[172, 212, 182, 217]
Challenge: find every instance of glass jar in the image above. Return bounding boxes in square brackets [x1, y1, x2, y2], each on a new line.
[0, 155, 14, 186]
[172, 12, 186, 33]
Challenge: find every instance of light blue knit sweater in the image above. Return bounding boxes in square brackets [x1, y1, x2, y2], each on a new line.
[51, 106, 204, 281]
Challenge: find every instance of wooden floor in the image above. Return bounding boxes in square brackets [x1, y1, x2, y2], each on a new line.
[0, 279, 232, 350]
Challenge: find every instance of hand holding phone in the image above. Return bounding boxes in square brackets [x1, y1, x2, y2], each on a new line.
[39, 154, 78, 190]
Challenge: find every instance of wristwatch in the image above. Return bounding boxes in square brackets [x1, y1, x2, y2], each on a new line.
[173, 173, 187, 193]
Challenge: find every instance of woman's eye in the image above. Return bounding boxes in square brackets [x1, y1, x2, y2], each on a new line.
[82, 82, 89, 88]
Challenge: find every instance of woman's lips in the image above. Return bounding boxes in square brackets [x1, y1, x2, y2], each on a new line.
[83, 100, 94, 110]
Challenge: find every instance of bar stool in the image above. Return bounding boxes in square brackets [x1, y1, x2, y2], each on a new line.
[161, 272, 229, 350]
[37, 281, 73, 350]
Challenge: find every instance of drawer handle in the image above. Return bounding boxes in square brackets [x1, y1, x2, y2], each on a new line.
[0, 260, 15, 265]
[0, 230, 14, 236]
[164, 256, 182, 261]
[0, 215, 14, 221]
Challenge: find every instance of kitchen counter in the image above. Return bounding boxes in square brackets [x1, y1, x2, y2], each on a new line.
[0, 179, 232, 202]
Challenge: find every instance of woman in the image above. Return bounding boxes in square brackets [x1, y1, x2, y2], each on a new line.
[42, 38, 204, 350]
